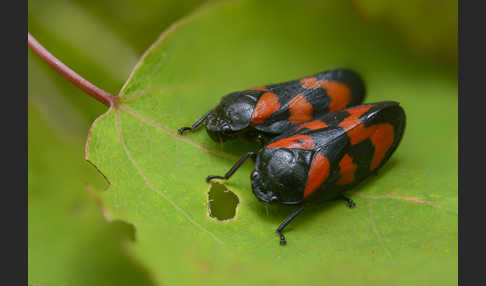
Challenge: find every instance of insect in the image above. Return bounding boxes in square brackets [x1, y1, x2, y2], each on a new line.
[178, 69, 366, 144]
[206, 101, 406, 245]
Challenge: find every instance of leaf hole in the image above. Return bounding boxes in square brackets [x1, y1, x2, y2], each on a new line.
[207, 182, 239, 221]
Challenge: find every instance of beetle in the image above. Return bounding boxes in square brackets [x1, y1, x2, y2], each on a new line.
[178, 69, 366, 144]
[206, 101, 406, 245]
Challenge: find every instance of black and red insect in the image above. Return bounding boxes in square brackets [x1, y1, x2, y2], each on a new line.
[206, 101, 406, 245]
[178, 69, 366, 144]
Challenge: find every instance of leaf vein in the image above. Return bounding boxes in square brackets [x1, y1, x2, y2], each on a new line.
[357, 193, 457, 215]
[119, 104, 238, 161]
[367, 200, 395, 264]
[115, 109, 224, 245]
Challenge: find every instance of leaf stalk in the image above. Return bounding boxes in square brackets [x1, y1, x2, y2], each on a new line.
[28, 32, 115, 107]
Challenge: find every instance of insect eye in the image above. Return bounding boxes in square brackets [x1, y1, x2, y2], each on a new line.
[222, 126, 231, 133]
[251, 171, 260, 180]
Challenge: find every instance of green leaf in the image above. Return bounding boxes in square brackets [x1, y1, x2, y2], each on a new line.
[87, 0, 457, 285]
[28, 105, 156, 286]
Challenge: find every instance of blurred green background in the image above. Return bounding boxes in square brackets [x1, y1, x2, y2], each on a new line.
[28, 0, 457, 285]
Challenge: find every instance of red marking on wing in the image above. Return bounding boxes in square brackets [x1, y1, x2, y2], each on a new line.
[346, 105, 374, 118]
[336, 154, 357, 185]
[338, 105, 394, 170]
[300, 77, 352, 111]
[320, 81, 351, 111]
[250, 86, 267, 91]
[296, 120, 328, 131]
[303, 153, 330, 198]
[300, 77, 321, 89]
[344, 123, 395, 171]
[251, 91, 280, 125]
[346, 124, 369, 145]
[369, 124, 394, 170]
[288, 93, 313, 124]
[338, 105, 374, 134]
[267, 134, 315, 150]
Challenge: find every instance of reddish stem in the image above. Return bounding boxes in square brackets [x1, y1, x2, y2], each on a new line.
[28, 32, 115, 107]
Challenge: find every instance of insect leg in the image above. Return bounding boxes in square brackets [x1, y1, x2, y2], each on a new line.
[257, 134, 266, 147]
[276, 205, 305, 245]
[178, 110, 212, 135]
[206, 152, 256, 182]
[340, 195, 356, 208]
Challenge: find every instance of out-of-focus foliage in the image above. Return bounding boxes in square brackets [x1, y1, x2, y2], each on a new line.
[72, 0, 205, 54]
[354, 0, 457, 66]
[28, 104, 156, 286]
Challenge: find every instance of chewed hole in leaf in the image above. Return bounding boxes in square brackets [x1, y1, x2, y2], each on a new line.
[108, 219, 137, 242]
[207, 182, 239, 221]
